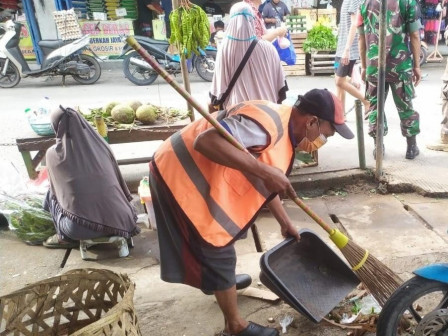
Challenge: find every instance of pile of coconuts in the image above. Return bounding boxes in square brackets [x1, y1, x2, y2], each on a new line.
[103, 100, 159, 125]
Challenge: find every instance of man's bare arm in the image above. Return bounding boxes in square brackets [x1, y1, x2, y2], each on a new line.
[409, 30, 421, 86]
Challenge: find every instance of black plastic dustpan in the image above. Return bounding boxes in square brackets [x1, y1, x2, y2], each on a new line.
[259, 229, 360, 323]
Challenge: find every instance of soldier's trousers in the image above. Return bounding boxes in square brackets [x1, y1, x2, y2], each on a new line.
[366, 79, 420, 138]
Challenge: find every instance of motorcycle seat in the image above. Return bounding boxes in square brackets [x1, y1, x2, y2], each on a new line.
[136, 36, 169, 48]
[38, 40, 66, 49]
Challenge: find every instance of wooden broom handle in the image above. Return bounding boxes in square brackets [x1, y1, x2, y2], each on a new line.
[287, 191, 333, 234]
[126, 37, 334, 234]
[126, 36, 250, 155]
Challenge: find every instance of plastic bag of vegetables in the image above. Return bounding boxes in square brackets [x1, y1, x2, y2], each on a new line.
[0, 193, 55, 245]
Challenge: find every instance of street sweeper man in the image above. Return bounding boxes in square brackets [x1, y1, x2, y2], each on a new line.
[147, 88, 355, 336]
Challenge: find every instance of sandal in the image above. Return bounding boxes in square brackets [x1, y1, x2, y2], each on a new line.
[229, 322, 279, 336]
[43, 234, 79, 249]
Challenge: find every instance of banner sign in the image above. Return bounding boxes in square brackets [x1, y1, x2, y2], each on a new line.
[19, 22, 36, 60]
[79, 19, 134, 57]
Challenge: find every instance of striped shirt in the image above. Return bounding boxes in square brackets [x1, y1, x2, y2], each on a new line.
[336, 0, 362, 59]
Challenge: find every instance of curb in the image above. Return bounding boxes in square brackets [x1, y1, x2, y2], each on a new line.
[289, 168, 375, 197]
[384, 177, 448, 198]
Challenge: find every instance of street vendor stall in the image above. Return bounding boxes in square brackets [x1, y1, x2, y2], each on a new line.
[16, 120, 187, 180]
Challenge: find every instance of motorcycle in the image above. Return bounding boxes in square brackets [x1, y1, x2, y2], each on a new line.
[0, 18, 101, 88]
[420, 28, 428, 66]
[377, 263, 448, 335]
[120, 35, 216, 86]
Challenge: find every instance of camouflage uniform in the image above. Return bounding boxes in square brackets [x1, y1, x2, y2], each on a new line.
[358, 0, 421, 138]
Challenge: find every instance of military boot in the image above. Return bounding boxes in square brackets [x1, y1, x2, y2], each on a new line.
[405, 136, 419, 159]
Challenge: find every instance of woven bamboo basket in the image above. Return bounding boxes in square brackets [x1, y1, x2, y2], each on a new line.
[0, 268, 142, 336]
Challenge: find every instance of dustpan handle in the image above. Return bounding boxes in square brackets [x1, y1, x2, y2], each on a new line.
[125, 36, 250, 155]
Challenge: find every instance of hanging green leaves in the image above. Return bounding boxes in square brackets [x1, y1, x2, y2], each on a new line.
[169, 2, 210, 58]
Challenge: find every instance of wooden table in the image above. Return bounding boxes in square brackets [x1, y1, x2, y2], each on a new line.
[16, 122, 186, 179]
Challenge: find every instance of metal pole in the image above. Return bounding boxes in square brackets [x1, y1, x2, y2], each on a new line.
[375, 0, 387, 179]
[172, 0, 195, 121]
[355, 99, 366, 169]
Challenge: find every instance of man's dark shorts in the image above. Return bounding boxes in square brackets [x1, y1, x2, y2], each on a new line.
[334, 57, 356, 77]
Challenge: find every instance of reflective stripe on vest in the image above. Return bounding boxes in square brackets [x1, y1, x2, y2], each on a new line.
[154, 100, 295, 247]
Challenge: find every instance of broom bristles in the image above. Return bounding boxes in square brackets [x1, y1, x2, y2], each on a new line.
[341, 240, 402, 307]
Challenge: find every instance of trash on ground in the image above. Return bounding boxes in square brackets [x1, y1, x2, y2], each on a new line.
[279, 314, 293, 333]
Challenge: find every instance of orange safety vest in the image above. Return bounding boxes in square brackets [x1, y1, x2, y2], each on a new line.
[154, 100, 295, 247]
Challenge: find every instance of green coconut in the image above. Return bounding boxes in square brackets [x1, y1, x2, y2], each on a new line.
[111, 104, 135, 124]
[136, 104, 158, 125]
[103, 101, 120, 117]
[127, 100, 143, 112]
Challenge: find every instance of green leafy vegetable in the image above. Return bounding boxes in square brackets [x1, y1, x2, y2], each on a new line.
[303, 23, 337, 53]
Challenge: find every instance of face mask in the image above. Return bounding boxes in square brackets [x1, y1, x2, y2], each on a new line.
[297, 121, 328, 153]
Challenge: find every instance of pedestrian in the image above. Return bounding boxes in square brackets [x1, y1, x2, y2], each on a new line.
[334, 0, 369, 115]
[358, 0, 422, 159]
[427, 52, 448, 151]
[210, 2, 288, 111]
[259, 0, 270, 14]
[262, 0, 290, 30]
[137, 0, 164, 38]
[243, 0, 287, 41]
[161, 0, 172, 38]
[440, 44, 448, 145]
[210, 20, 225, 47]
[43, 107, 140, 249]
[148, 89, 354, 336]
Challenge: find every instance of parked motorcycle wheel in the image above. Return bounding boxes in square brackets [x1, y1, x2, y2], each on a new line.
[72, 54, 101, 85]
[0, 58, 21, 88]
[420, 45, 428, 66]
[195, 51, 216, 82]
[123, 51, 158, 86]
[377, 276, 448, 335]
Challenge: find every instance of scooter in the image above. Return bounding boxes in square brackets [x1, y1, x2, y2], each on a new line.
[120, 35, 216, 86]
[420, 28, 428, 66]
[0, 18, 101, 88]
[376, 263, 448, 335]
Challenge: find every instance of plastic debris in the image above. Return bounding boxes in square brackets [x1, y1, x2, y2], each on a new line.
[359, 295, 382, 315]
[279, 314, 293, 334]
[340, 313, 359, 324]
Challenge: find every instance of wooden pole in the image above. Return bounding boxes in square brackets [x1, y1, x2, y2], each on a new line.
[171, 0, 195, 121]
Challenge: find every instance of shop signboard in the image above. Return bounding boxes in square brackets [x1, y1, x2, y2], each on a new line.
[153, 19, 167, 40]
[79, 19, 135, 58]
[19, 22, 36, 60]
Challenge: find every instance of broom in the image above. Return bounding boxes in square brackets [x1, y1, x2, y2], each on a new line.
[125, 36, 402, 306]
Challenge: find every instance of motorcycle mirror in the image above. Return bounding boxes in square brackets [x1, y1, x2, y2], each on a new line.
[120, 34, 129, 43]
